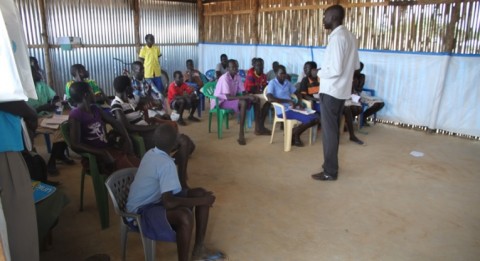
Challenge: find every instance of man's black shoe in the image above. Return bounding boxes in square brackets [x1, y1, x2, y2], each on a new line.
[311, 172, 337, 181]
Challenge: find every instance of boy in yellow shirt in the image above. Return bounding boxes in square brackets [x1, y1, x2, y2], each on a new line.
[139, 34, 164, 94]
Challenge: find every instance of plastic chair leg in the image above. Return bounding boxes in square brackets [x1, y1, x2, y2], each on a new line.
[217, 112, 224, 139]
[284, 121, 295, 152]
[120, 221, 128, 261]
[208, 113, 213, 133]
[143, 237, 156, 261]
[80, 170, 86, 211]
[92, 174, 110, 229]
[270, 120, 277, 144]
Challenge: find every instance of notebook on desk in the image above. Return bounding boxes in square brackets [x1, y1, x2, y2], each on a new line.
[39, 114, 69, 129]
[290, 108, 316, 115]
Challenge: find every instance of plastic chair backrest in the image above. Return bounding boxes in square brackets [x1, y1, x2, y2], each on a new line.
[105, 168, 138, 217]
[289, 74, 299, 83]
[205, 69, 215, 81]
[202, 82, 216, 99]
[60, 121, 72, 147]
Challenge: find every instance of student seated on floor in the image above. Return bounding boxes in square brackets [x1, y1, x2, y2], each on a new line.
[126, 124, 226, 261]
[111, 76, 195, 188]
[167, 71, 200, 126]
[266, 65, 320, 147]
[68, 81, 140, 175]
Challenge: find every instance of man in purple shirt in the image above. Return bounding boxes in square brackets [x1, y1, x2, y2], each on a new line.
[213, 59, 270, 145]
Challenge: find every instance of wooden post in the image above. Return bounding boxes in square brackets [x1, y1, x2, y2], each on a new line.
[252, 0, 259, 44]
[444, 2, 460, 53]
[197, 0, 204, 43]
[38, 0, 53, 87]
[133, 0, 141, 55]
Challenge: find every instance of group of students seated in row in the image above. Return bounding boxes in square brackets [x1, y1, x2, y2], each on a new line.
[211, 53, 384, 146]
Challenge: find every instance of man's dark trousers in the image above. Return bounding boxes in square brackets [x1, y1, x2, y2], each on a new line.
[319, 93, 345, 177]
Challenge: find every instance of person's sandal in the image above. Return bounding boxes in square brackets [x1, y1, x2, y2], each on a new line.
[192, 249, 227, 261]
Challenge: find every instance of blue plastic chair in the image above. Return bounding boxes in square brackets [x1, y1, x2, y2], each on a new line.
[201, 82, 235, 139]
[359, 87, 377, 128]
[205, 69, 216, 81]
[239, 69, 247, 83]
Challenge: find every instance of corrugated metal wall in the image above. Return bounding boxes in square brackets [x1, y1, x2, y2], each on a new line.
[203, 0, 480, 54]
[15, 0, 198, 96]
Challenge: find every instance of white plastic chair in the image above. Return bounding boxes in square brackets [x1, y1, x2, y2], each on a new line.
[105, 168, 156, 261]
[264, 89, 315, 152]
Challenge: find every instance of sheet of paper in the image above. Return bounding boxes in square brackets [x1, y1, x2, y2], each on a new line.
[410, 151, 424, 157]
[351, 94, 361, 103]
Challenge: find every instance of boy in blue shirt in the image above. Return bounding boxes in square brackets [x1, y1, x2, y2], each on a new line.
[127, 124, 225, 261]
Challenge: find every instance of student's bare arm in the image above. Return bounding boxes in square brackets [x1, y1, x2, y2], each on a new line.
[68, 118, 114, 164]
[266, 93, 294, 107]
[113, 109, 157, 133]
[162, 191, 215, 210]
[98, 107, 134, 153]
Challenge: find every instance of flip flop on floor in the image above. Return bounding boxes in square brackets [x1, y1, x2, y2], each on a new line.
[350, 137, 364, 145]
[192, 250, 227, 261]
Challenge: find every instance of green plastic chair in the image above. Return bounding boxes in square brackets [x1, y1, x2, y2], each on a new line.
[130, 133, 146, 159]
[201, 82, 235, 139]
[60, 121, 110, 229]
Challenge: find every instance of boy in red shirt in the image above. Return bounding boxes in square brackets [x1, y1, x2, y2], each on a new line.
[167, 71, 200, 126]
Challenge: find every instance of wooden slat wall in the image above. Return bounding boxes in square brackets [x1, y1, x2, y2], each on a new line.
[202, 0, 480, 54]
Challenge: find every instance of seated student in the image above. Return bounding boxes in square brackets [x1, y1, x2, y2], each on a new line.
[65, 64, 108, 106]
[167, 71, 200, 126]
[68, 82, 140, 174]
[111, 76, 195, 188]
[266, 65, 320, 147]
[131, 61, 169, 119]
[299, 61, 321, 113]
[215, 53, 228, 79]
[184, 59, 204, 89]
[353, 62, 384, 126]
[266, 61, 279, 82]
[295, 60, 313, 88]
[27, 62, 74, 175]
[126, 124, 225, 261]
[214, 59, 270, 145]
[243, 57, 271, 134]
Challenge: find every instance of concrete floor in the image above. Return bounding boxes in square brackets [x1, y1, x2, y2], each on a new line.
[37, 117, 480, 261]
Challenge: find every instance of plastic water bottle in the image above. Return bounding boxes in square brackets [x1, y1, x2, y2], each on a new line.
[55, 102, 63, 115]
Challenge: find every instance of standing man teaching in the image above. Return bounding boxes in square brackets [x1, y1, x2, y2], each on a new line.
[312, 4, 360, 181]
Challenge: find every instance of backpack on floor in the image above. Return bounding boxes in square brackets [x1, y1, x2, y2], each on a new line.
[21, 151, 48, 182]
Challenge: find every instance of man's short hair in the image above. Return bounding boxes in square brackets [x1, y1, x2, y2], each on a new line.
[220, 54, 227, 59]
[154, 124, 178, 152]
[173, 71, 183, 79]
[131, 61, 143, 70]
[70, 81, 90, 103]
[186, 59, 193, 64]
[70, 64, 85, 77]
[327, 4, 345, 21]
[113, 76, 131, 93]
[145, 34, 154, 41]
[309, 61, 318, 69]
[277, 65, 286, 73]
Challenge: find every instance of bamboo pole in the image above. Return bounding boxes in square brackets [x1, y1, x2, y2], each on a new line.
[198, 0, 204, 43]
[38, 0, 52, 87]
[443, 2, 460, 53]
[252, 0, 259, 44]
[133, 0, 141, 55]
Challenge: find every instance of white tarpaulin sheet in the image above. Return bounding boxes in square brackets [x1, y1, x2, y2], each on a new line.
[199, 43, 480, 137]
